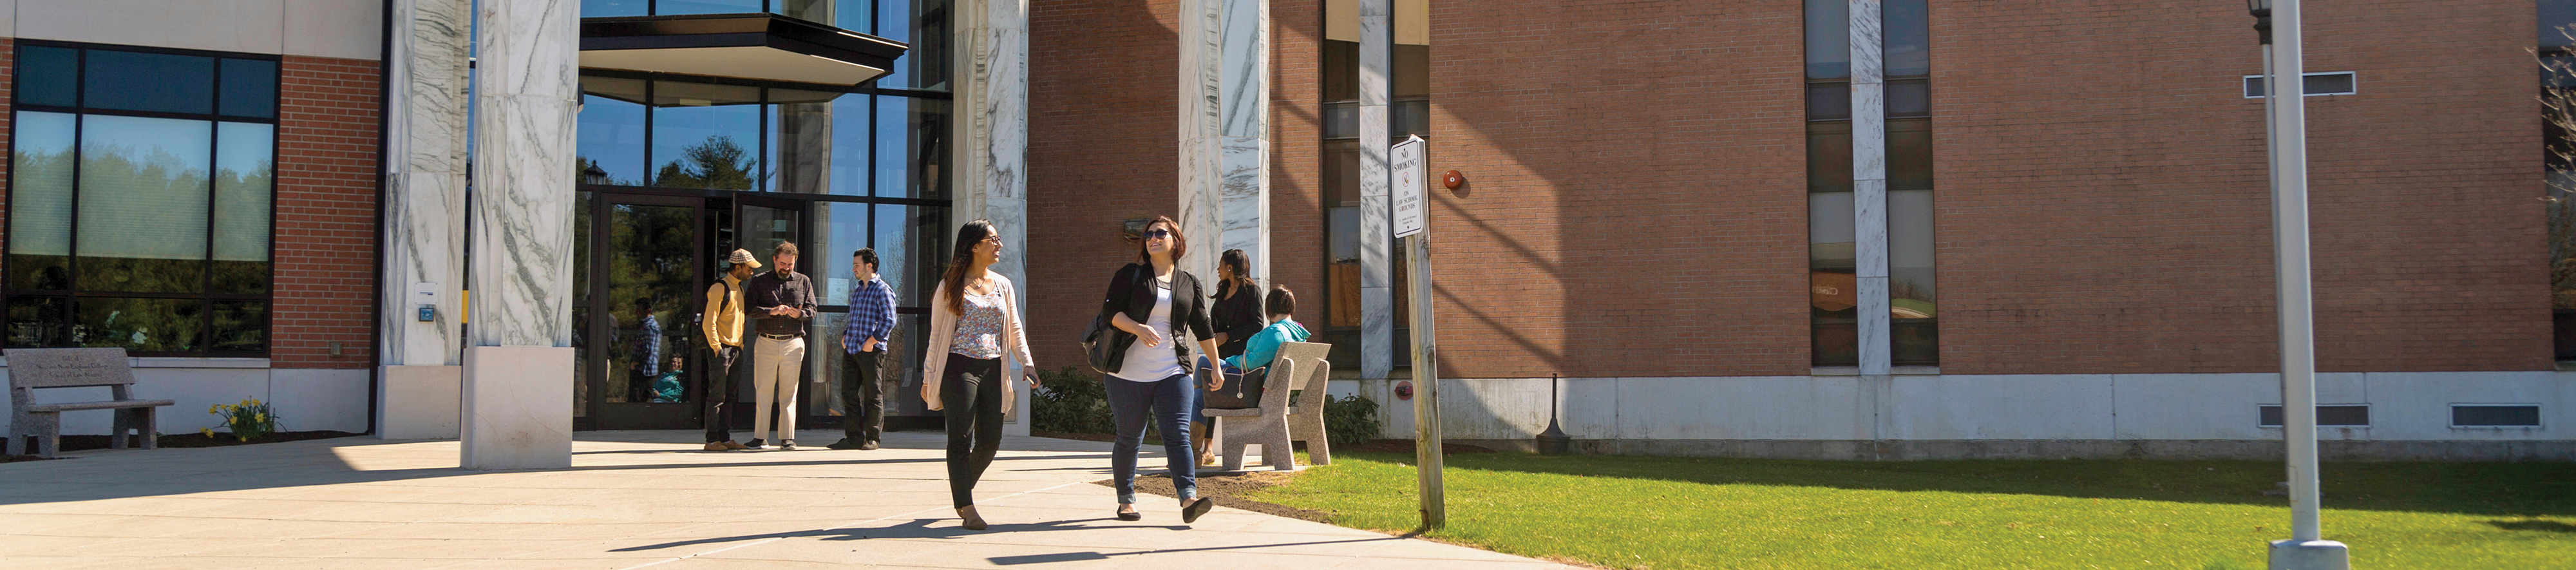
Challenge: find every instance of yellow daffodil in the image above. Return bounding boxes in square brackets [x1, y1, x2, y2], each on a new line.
[208, 404, 220, 415]
[254, 413, 267, 423]
[200, 428, 214, 437]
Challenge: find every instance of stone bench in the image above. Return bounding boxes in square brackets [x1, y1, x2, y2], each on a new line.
[8, 348, 174, 458]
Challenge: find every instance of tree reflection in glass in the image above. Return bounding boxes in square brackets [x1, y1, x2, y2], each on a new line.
[652, 135, 757, 190]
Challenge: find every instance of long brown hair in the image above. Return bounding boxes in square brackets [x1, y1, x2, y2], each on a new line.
[941, 220, 998, 315]
[1135, 216, 1186, 265]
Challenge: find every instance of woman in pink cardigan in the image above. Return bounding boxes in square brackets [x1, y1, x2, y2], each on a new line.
[920, 219, 1039, 531]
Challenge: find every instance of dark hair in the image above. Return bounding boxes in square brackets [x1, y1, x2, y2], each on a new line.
[772, 241, 799, 257]
[940, 220, 998, 315]
[853, 247, 878, 269]
[1264, 285, 1296, 318]
[1215, 249, 1252, 299]
[633, 297, 652, 311]
[1135, 216, 1186, 264]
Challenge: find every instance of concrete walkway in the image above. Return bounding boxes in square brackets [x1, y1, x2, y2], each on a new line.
[1, 431, 1568, 569]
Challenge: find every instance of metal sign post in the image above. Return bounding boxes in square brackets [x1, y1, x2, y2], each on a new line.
[1392, 135, 1443, 529]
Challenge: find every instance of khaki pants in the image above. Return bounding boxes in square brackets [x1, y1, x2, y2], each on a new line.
[752, 335, 807, 442]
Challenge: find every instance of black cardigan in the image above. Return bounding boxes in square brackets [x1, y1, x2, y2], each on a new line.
[1209, 279, 1264, 358]
[1097, 263, 1216, 368]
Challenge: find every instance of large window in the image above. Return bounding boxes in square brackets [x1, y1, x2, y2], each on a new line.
[6, 43, 278, 356]
[1808, 0, 1935, 367]
[1319, 8, 1430, 347]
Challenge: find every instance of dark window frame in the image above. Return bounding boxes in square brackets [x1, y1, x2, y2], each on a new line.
[6, 40, 281, 357]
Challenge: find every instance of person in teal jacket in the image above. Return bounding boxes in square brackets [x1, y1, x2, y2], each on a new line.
[1197, 285, 1309, 413]
[1224, 285, 1309, 371]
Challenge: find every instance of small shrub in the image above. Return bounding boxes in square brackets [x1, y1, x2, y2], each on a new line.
[203, 398, 279, 442]
[1032, 366, 1117, 434]
[1322, 394, 1381, 448]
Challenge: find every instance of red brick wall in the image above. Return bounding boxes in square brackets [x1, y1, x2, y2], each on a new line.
[1426, 1, 1814, 378]
[1025, 0, 1180, 369]
[1931, 2, 2548, 374]
[269, 56, 381, 369]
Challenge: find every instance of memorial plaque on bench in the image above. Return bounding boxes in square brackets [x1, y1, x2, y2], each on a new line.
[9, 348, 138, 388]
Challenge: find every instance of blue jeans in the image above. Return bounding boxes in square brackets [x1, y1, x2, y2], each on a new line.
[1107, 373, 1198, 504]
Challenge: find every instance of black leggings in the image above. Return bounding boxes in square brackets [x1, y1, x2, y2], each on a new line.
[942, 353, 1005, 508]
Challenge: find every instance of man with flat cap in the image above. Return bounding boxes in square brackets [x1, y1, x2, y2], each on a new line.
[701, 248, 761, 451]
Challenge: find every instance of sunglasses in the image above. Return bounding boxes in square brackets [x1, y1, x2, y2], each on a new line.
[1144, 229, 1172, 240]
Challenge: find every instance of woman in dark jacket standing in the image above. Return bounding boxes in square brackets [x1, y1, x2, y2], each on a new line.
[1195, 248, 1264, 464]
[1096, 216, 1221, 524]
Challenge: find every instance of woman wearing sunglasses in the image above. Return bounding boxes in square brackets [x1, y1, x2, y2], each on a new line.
[920, 219, 1041, 530]
[1092, 216, 1220, 523]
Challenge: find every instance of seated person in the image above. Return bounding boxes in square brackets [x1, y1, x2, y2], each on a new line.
[1197, 285, 1309, 408]
[651, 356, 687, 403]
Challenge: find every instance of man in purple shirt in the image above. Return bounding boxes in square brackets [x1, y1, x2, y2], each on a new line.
[830, 248, 898, 450]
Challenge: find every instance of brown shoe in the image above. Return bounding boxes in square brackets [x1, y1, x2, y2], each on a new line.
[703, 441, 730, 451]
[722, 441, 751, 450]
[956, 506, 988, 531]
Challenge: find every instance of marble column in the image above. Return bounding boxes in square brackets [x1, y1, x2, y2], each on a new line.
[1357, 0, 1393, 379]
[462, 0, 579, 470]
[1848, 0, 1890, 378]
[953, 0, 1032, 435]
[1179, 0, 1270, 289]
[378, 0, 472, 440]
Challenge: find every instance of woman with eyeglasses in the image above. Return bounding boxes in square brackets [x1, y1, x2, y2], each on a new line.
[1092, 216, 1220, 524]
[920, 219, 1041, 530]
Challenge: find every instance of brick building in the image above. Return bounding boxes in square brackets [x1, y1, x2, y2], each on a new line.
[3, 1, 2568, 459]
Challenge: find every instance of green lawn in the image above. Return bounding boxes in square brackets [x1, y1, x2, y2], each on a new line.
[1244, 451, 2576, 569]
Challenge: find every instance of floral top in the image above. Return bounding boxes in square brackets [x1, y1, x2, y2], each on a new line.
[950, 288, 1007, 359]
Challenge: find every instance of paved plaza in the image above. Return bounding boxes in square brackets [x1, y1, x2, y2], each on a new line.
[0, 431, 1568, 569]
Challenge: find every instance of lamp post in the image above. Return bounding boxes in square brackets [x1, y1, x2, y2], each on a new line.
[2247, 1, 2348, 568]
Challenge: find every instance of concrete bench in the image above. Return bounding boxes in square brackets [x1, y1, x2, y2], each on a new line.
[1206, 341, 1333, 471]
[8, 348, 174, 458]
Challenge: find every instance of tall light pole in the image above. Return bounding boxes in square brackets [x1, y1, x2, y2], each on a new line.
[2247, 1, 2348, 568]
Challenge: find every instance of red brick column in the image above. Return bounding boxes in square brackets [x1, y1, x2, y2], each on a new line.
[269, 55, 381, 369]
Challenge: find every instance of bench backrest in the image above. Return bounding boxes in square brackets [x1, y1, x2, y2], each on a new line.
[8, 347, 137, 389]
[1274, 341, 1332, 408]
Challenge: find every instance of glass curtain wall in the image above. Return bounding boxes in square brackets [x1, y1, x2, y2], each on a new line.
[6, 43, 278, 356]
[2542, 1, 2576, 359]
[571, 0, 952, 421]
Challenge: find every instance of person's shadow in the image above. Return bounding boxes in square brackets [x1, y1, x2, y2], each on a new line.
[610, 517, 1186, 552]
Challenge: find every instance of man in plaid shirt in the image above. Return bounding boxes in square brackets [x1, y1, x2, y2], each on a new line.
[831, 248, 899, 450]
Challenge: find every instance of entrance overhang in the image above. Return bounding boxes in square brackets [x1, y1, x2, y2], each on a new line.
[578, 14, 907, 86]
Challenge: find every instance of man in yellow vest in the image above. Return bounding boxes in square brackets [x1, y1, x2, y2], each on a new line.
[701, 249, 760, 451]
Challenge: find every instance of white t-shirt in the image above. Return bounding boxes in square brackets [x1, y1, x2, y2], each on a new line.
[1112, 278, 1185, 382]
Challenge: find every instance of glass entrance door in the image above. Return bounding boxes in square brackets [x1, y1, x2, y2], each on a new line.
[581, 195, 707, 430]
[724, 197, 811, 431]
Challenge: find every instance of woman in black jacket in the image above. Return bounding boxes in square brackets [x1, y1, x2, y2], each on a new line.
[1095, 216, 1222, 524]
[1195, 248, 1264, 464]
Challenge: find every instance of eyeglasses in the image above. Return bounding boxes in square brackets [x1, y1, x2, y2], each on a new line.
[1143, 229, 1171, 240]
[981, 235, 1002, 244]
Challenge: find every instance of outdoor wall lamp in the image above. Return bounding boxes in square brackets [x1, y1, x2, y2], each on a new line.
[2246, 0, 2271, 44]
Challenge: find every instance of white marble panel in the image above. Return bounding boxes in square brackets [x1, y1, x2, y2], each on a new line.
[1853, 180, 1887, 278]
[270, 368, 370, 433]
[1219, 136, 1271, 276]
[1889, 374, 2115, 440]
[1218, 0, 1268, 138]
[2110, 373, 2280, 440]
[952, 0, 1030, 311]
[777, 103, 833, 193]
[469, 94, 578, 347]
[285, 0, 386, 60]
[462, 346, 574, 470]
[379, 365, 462, 439]
[1356, 0, 1389, 107]
[0, 1, 15, 34]
[1856, 276, 1889, 375]
[1617, 376, 1874, 441]
[15, 0, 286, 55]
[1849, 86, 1886, 182]
[475, 0, 580, 100]
[2361, 371, 2564, 441]
[1846, 0, 1882, 85]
